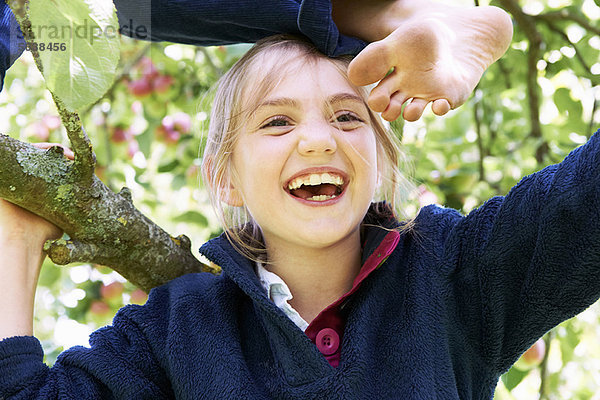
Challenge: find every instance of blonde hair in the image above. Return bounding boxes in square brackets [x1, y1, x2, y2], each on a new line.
[202, 35, 413, 261]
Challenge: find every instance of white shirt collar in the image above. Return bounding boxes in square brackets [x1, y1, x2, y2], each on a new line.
[255, 263, 309, 331]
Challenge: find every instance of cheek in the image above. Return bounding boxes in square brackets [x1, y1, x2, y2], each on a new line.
[346, 131, 379, 170]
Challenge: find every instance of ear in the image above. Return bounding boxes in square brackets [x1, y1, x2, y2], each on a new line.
[203, 156, 244, 207]
[221, 182, 244, 207]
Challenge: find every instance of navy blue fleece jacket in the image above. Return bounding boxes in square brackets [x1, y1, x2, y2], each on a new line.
[0, 0, 365, 92]
[1, 130, 599, 399]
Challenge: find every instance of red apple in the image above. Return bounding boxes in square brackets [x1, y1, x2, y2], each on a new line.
[139, 57, 159, 79]
[172, 112, 191, 133]
[89, 300, 111, 316]
[42, 115, 61, 130]
[130, 288, 148, 304]
[111, 127, 132, 143]
[26, 121, 50, 141]
[128, 79, 153, 97]
[153, 75, 174, 93]
[100, 282, 124, 300]
[157, 117, 181, 144]
[514, 338, 546, 370]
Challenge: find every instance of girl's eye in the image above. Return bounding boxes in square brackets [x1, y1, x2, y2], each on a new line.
[334, 112, 364, 129]
[336, 113, 359, 123]
[260, 116, 291, 129]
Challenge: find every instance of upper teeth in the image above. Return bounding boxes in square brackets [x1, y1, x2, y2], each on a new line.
[288, 173, 344, 191]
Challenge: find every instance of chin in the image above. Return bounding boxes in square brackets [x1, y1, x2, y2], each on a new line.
[296, 224, 360, 247]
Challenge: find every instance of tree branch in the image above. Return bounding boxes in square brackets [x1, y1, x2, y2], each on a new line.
[537, 9, 600, 37]
[0, 135, 220, 291]
[590, 90, 599, 139]
[198, 47, 223, 77]
[538, 332, 553, 400]
[496, 58, 512, 90]
[473, 89, 485, 182]
[541, 19, 600, 86]
[497, 0, 547, 163]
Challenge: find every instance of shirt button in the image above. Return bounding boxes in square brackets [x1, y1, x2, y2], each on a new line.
[316, 328, 340, 356]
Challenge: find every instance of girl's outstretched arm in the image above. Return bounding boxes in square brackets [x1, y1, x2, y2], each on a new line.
[437, 129, 600, 374]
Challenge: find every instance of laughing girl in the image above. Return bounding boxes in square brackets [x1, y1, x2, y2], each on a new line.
[1, 33, 599, 400]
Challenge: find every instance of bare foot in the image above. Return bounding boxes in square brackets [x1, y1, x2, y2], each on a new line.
[347, 5, 513, 122]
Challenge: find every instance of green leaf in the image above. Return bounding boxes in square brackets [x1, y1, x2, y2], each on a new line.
[29, 0, 120, 111]
[173, 211, 209, 227]
[158, 158, 180, 173]
[501, 366, 529, 391]
[38, 262, 63, 287]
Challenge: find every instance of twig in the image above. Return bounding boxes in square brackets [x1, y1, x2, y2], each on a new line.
[496, 58, 512, 90]
[473, 89, 486, 182]
[590, 90, 598, 139]
[498, 0, 547, 163]
[538, 332, 553, 400]
[541, 19, 599, 85]
[537, 9, 600, 37]
[198, 47, 223, 77]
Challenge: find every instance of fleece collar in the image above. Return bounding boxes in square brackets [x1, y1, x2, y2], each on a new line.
[198, 202, 400, 300]
[197, 202, 401, 385]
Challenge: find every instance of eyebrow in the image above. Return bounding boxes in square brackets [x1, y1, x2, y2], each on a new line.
[327, 92, 366, 106]
[256, 92, 366, 110]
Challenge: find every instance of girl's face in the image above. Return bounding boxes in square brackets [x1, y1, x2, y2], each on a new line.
[229, 57, 379, 253]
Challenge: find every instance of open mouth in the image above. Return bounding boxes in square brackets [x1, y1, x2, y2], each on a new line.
[286, 172, 346, 202]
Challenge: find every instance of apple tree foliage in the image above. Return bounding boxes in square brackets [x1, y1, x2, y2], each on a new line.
[0, 0, 598, 398]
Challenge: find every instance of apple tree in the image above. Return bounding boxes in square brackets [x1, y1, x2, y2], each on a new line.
[0, 0, 599, 398]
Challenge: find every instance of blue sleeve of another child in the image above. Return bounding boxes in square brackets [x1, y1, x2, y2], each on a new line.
[113, 0, 366, 56]
[0, 3, 25, 92]
[446, 128, 600, 374]
[1, 1, 366, 92]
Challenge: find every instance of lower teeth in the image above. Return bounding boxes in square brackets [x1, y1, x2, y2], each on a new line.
[307, 195, 335, 201]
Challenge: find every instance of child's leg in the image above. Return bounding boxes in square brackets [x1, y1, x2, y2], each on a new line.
[332, 0, 513, 121]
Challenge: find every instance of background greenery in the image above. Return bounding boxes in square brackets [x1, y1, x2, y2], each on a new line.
[0, 0, 599, 398]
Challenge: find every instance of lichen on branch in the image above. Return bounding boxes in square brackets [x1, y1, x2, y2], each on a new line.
[0, 134, 219, 292]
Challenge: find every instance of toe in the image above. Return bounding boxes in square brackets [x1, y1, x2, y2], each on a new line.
[432, 99, 451, 116]
[403, 98, 428, 122]
[382, 92, 408, 122]
[367, 69, 404, 112]
[348, 40, 397, 87]
[367, 81, 395, 113]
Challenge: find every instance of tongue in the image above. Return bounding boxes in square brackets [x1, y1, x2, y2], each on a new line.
[291, 183, 338, 199]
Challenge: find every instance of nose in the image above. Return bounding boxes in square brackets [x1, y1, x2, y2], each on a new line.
[297, 121, 337, 156]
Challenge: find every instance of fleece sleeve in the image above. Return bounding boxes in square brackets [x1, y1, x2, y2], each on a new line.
[113, 0, 365, 57]
[0, 309, 173, 399]
[0, 3, 25, 92]
[447, 129, 600, 374]
[1, 1, 365, 92]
